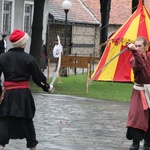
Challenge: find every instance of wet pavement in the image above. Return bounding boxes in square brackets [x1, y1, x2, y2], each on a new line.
[3, 64, 145, 150]
[4, 93, 144, 150]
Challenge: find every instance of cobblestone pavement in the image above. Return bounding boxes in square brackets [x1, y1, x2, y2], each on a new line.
[3, 93, 144, 150]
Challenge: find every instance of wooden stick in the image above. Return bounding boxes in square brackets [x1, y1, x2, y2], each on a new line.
[86, 63, 90, 93]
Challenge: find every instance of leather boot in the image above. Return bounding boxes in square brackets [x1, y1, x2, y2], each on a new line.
[143, 141, 150, 150]
[130, 140, 140, 150]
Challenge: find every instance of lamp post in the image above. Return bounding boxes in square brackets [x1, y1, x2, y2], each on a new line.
[62, 0, 72, 54]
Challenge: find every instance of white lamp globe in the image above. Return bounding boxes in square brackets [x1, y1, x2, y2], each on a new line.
[62, 0, 72, 10]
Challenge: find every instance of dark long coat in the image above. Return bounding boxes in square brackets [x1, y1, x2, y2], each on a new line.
[0, 39, 5, 54]
[0, 47, 49, 147]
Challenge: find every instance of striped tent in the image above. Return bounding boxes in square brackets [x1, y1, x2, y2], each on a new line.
[92, 0, 150, 82]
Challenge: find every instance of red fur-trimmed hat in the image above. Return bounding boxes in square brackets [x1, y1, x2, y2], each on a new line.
[9, 29, 29, 47]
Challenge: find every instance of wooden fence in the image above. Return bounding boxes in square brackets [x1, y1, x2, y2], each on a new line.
[59, 55, 99, 93]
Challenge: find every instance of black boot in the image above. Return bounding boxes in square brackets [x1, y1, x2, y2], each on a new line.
[143, 141, 150, 150]
[130, 141, 140, 150]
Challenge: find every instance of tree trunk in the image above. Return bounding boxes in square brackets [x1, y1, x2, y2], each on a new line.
[30, 0, 45, 66]
[132, 0, 139, 13]
[99, 0, 111, 56]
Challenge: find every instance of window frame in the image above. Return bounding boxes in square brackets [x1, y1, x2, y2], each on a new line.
[1, 0, 14, 35]
[23, 1, 34, 35]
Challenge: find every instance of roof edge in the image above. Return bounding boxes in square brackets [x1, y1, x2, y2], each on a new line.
[51, 18, 100, 26]
[78, 0, 100, 24]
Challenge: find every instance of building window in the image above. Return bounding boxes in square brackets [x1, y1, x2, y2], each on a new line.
[24, 4, 33, 35]
[3, 1, 12, 34]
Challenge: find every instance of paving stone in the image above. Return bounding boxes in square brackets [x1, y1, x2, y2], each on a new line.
[4, 93, 137, 150]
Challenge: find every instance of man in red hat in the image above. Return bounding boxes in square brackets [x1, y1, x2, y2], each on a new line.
[0, 29, 53, 150]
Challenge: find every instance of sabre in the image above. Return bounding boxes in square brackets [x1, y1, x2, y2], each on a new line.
[50, 35, 62, 84]
[41, 35, 62, 93]
[88, 47, 129, 85]
[49, 35, 62, 93]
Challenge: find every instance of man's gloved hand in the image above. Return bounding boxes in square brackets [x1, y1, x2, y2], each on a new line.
[41, 82, 50, 92]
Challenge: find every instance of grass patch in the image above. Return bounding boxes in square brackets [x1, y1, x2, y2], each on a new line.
[30, 73, 133, 102]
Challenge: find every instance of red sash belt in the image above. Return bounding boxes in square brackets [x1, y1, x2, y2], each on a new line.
[4, 81, 29, 90]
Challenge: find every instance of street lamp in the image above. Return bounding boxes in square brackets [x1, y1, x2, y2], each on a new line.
[62, 0, 72, 54]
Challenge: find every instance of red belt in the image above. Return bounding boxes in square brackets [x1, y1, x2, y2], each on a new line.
[4, 81, 29, 90]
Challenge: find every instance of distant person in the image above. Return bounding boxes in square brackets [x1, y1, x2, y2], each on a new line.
[40, 40, 47, 72]
[53, 36, 63, 72]
[0, 34, 7, 54]
[126, 36, 150, 150]
[0, 29, 53, 150]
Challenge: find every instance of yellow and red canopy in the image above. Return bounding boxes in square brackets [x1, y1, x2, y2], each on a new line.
[92, 0, 150, 82]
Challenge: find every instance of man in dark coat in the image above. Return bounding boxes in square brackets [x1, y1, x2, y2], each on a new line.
[40, 40, 47, 72]
[0, 34, 7, 54]
[0, 29, 53, 150]
[126, 36, 150, 150]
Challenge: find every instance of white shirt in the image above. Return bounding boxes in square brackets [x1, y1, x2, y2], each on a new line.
[53, 44, 63, 58]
